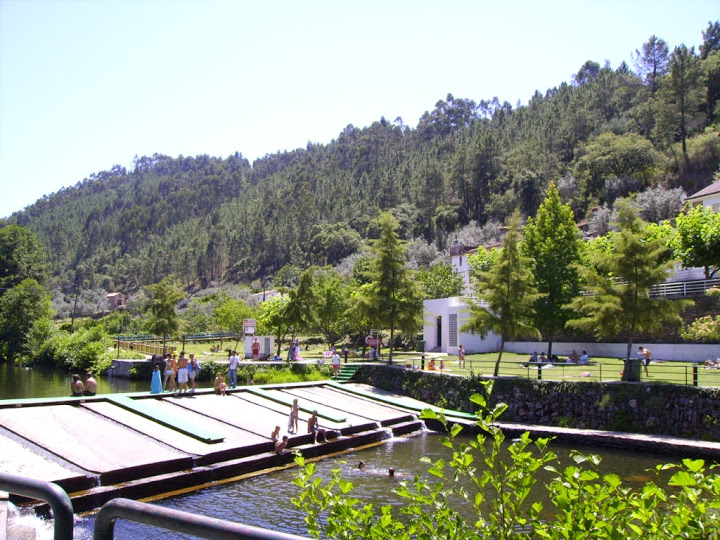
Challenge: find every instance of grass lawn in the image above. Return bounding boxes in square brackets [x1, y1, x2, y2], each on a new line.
[431, 352, 720, 387]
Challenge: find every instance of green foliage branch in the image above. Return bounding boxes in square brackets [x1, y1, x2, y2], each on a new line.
[291, 380, 720, 539]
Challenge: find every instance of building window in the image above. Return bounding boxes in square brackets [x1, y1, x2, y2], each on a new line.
[449, 314, 458, 347]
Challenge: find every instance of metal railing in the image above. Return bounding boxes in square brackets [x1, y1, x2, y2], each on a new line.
[650, 278, 720, 298]
[94, 498, 306, 540]
[0, 475, 307, 540]
[0, 472, 74, 540]
[412, 357, 720, 387]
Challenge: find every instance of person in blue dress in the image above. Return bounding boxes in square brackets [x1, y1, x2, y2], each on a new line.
[150, 364, 162, 394]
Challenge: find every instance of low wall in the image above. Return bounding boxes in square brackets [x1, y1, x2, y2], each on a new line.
[354, 366, 720, 441]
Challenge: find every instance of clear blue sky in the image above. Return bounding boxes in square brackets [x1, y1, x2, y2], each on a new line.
[0, 0, 716, 218]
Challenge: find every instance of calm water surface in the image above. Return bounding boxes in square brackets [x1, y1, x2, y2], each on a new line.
[0, 363, 213, 399]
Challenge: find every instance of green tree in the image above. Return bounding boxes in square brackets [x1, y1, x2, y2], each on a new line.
[568, 201, 691, 379]
[662, 44, 704, 166]
[282, 267, 318, 341]
[311, 267, 349, 346]
[308, 222, 363, 266]
[673, 204, 720, 278]
[417, 262, 465, 299]
[349, 212, 423, 363]
[214, 297, 253, 350]
[0, 225, 49, 294]
[145, 276, 185, 354]
[574, 132, 659, 198]
[523, 184, 583, 356]
[461, 210, 542, 376]
[257, 295, 291, 357]
[0, 278, 52, 361]
[632, 34, 669, 97]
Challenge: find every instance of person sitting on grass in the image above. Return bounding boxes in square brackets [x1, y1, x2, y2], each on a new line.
[427, 359, 436, 370]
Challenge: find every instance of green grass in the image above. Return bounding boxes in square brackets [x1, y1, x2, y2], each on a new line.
[436, 352, 720, 387]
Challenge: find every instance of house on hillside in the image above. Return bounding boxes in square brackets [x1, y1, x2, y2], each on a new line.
[686, 178, 720, 211]
[106, 292, 127, 310]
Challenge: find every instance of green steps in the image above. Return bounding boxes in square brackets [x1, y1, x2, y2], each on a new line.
[333, 364, 360, 382]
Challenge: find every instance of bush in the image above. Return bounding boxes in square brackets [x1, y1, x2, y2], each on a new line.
[292, 380, 720, 539]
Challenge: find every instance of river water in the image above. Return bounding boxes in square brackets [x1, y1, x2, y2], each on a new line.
[1, 365, 682, 538]
[0, 363, 216, 399]
[10, 432, 679, 540]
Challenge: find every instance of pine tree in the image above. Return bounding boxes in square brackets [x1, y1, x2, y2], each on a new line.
[568, 201, 691, 380]
[462, 210, 542, 376]
[350, 211, 423, 363]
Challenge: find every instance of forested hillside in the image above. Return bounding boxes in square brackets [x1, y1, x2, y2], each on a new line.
[4, 24, 720, 294]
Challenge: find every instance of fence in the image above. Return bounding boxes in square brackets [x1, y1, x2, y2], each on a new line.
[115, 340, 174, 356]
[413, 356, 720, 388]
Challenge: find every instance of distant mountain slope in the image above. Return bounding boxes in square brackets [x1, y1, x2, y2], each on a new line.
[5, 32, 720, 292]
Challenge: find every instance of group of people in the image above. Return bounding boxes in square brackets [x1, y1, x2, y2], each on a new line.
[70, 372, 97, 397]
[151, 351, 201, 394]
[272, 400, 328, 454]
[527, 350, 590, 364]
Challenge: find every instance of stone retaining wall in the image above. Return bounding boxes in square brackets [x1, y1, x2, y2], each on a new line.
[354, 366, 720, 441]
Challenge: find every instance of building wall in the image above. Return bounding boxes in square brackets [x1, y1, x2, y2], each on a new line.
[423, 297, 499, 355]
[424, 297, 718, 361]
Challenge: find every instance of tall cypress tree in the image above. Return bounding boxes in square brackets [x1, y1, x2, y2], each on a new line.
[462, 210, 542, 376]
[523, 183, 583, 357]
[568, 201, 691, 380]
[350, 211, 423, 364]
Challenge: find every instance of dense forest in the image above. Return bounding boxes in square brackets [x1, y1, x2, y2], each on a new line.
[3, 23, 720, 296]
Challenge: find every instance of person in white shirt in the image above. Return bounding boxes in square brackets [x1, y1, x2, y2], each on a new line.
[228, 350, 240, 388]
[332, 351, 341, 376]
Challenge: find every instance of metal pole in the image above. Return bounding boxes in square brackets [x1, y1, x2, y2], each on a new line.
[421, 353, 425, 370]
[0, 472, 74, 540]
[693, 364, 698, 387]
[94, 498, 304, 540]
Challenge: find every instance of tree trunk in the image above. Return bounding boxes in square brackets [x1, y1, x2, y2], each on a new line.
[493, 338, 505, 377]
[547, 336, 554, 358]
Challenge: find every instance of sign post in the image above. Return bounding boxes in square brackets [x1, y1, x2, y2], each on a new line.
[243, 319, 256, 336]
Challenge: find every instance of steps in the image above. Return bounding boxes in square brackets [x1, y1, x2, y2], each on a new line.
[332, 364, 360, 382]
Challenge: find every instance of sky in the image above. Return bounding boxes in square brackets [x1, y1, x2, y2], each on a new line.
[0, 0, 717, 218]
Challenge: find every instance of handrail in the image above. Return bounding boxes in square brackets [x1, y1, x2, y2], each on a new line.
[0, 472, 74, 540]
[93, 498, 306, 540]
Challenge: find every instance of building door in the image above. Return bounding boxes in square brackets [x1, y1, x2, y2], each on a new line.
[436, 316, 442, 348]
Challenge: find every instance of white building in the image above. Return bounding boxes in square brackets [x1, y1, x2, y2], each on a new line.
[423, 297, 500, 355]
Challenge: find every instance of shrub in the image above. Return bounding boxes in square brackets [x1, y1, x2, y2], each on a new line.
[292, 380, 720, 538]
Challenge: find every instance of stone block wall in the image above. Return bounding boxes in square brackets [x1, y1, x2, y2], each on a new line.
[354, 366, 720, 441]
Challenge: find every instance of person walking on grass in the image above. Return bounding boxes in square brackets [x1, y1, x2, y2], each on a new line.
[638, 346, 652, 377]
[458, 345, 466, 368]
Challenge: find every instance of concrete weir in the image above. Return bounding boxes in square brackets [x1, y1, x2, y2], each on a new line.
[0, 381, 426, 513]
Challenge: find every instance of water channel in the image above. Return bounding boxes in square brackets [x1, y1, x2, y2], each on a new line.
[1, 365, 685, 539]
[0, 363, 194, 399]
